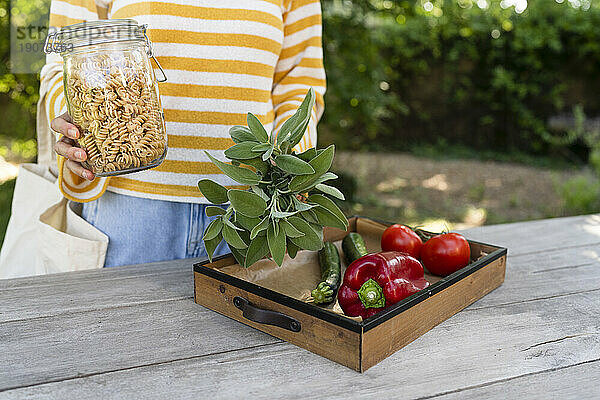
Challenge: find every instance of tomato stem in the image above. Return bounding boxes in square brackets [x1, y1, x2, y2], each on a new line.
[412, 228, 435, 242]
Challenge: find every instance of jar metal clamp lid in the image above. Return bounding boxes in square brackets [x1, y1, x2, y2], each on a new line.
[43, 19, 167, 82]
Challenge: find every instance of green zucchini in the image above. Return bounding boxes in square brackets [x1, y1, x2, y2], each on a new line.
[342, 232, 368, 264]
[311, 242, 341, 305]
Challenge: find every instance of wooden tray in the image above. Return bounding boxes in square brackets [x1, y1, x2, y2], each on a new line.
[193, 216, 507, 372]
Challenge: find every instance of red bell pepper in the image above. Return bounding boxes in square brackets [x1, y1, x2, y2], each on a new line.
[337, 251, 430, 319]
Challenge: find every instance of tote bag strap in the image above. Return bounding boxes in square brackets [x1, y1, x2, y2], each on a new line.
[37, 65, 60, 167]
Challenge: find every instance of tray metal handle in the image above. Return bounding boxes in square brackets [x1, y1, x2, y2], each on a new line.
[233, 297, 301, 333]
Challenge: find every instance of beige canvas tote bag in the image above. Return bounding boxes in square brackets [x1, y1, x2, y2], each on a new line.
[0, 164, 108, 279]
[0, 71, 108, 279]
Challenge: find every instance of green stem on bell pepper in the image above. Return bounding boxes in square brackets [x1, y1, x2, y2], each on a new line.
[337, 251, 430, 319]
[357, 279, 385, 308]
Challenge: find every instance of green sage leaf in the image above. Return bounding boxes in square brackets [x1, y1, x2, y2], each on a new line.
[228, 189, 268, 218]
[250, 216, 270, 239]
[224, 142, 258, 160]
[286, 116, 312, 151]
[198, 179, 229, 204]
[309, 221, 325, 242]
[247, 113, 269, 143]
[230, 126, 258, 144]
[300, 209, 319, 224]
[292, 195, 317, 212]
[203, 218, 223, 241]
[222, 223, 248, 249]
[276, 112, 300, 145]
[315, 183, 345, 200]
[308, 194, 349, 230]
[310, 143, 335, 170]
[288, 216, 323, 251]
[230, 246, 247, 266]
[252, 186, 269, 201]
[205, 152, 260, 185]
[295, 148, 317, 162]
[285, 88, 315, 149]
[261, 145, 274, 161]
[267, 222, 286, 266]
[205, 206, 226, 217]
[280, 218, 304, 238]
[274, 154, 315, 175]
[313, 172, 338, 186]
[288, 145, 335, 192]
[245, 235, 270, 267]
[204, 232, 223, 262]
[235, 213, 261, 231]
[271, 210, 298, 218]
[251, 143, 271, 153]
[238, 229, 251, 243]
[312, 206, 348, 230]
[239, 157, 268, 176]
[286, 240, 300, 259]
[223, 218, 244, 231]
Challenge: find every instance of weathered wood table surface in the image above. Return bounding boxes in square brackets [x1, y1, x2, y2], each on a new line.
[1, 215, 600, 399]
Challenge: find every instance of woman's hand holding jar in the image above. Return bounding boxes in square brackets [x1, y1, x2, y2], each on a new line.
[51, 111, 95, 181]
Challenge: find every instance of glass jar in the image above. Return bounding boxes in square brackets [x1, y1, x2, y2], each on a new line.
[44, 19, 168, 176]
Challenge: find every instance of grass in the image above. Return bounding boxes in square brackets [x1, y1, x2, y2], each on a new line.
[556, 174, 600, 215]
[0, 178, 15, 247]
[332, 151, 595, 231]
[409, 140, 583, 171]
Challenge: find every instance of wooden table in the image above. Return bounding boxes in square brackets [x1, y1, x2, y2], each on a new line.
[1, 215, 600, 399]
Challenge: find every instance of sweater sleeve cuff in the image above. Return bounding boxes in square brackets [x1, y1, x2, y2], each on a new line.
[57, 155, 110, 202]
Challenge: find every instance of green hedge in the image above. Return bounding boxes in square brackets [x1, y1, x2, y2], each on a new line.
[320, 0, 600, 160]
[0, 0, 41, 143]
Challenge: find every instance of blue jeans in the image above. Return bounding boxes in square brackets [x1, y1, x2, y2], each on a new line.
[81, 191, 230, 267]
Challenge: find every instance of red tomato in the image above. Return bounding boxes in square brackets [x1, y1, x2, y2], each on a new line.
[381, 224, 423, 259]
[421, 233, 471, 276]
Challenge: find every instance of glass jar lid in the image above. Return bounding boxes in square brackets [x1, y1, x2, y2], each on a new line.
[44, 19, 147, 54]
[44, 19, 167, 82]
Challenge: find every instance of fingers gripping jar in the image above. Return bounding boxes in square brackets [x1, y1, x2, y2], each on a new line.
[44, 19, 168, 176]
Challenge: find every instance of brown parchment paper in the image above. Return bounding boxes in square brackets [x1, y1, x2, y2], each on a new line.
[216, 218, 446, 321]
[219, 239, 363, 320]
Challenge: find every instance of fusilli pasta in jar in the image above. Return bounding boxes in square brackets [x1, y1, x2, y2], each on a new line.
[45, 19, 168, 176]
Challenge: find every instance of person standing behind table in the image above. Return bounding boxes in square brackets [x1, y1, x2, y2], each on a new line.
[42, 0, 326, 267]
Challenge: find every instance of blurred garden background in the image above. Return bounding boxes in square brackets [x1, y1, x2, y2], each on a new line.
[2, 0, 600, 245]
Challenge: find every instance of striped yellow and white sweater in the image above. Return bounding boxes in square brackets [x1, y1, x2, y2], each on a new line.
[41, 0, 326, 203]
